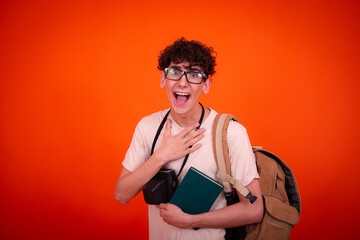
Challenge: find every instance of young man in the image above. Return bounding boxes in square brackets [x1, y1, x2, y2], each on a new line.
[115, 38, 263, 240]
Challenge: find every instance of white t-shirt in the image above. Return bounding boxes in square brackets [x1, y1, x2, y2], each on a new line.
[122, 108, 259, 240]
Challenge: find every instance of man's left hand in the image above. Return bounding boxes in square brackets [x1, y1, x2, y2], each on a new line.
[157, 203, 194, 228]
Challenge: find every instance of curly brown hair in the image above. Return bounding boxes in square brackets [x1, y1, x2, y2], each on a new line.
[157, 37, 217, 78]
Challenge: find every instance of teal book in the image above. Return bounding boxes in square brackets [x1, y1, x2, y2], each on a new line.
[169, 166, 224, 215]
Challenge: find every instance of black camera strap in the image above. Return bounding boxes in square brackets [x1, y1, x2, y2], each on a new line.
[151, 110, 171, 156]
[151, 103, 205, 177]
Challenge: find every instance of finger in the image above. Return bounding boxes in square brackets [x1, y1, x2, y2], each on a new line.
[159, 203, 167, 209]
[184, 128, 206, 144]
[179, 122, 200, 137]
[185, 132, 205, 147]
[185, 142, 203, 155]
[191, 127, 206, 138]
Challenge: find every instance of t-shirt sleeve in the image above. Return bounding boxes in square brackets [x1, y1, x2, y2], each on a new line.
[227, 121, 259, 187]
[122, 119, 150, 172]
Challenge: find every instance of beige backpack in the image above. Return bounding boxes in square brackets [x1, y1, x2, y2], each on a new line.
[213, 113, 301, 240]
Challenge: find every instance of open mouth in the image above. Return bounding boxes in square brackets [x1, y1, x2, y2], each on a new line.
[174, 92, 190, 105]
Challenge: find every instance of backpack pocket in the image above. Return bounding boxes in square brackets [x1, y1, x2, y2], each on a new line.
[245, 195, 300, 240]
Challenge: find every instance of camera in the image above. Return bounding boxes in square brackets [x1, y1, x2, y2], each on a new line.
[142, 169, 178, 205]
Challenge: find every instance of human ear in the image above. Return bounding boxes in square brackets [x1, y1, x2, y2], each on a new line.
[160, 72, 166, 88]
[202, 78, 212, 94]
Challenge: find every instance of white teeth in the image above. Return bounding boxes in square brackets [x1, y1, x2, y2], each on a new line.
[175, 92, 189, 96]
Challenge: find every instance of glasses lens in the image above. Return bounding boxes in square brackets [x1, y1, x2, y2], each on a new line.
[187, 72, 204, 84]
[166, 68, 182, 80]
[165, 68, 205, 84]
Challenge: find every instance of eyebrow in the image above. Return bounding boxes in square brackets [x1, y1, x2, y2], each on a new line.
[169, 65, 202, 72]
[188, 67, 201, 72]
[169, 65, 182, 71]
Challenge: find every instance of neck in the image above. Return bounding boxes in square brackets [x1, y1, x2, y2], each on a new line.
[170, 103, 208, 127]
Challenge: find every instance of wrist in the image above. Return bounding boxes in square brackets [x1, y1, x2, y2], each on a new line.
[188, 213, 202, 228]
[152, 151, 168, 166]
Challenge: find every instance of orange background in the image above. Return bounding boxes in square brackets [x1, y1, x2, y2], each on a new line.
[1, 0, 359, 239]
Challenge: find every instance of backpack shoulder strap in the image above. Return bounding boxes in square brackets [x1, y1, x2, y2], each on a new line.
[212, 113, 257, 203]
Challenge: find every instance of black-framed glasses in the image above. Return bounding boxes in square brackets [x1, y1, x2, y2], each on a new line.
[164, 68, 206, 84]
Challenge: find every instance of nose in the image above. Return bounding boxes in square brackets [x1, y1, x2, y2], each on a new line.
[177, 73, 189, 87]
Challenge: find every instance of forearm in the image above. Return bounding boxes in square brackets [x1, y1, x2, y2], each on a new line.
[114, 152, 166, 205]
[190, 179, 263, 228]
[189, 199, 263, 229]
[159, 179, 263, 229]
